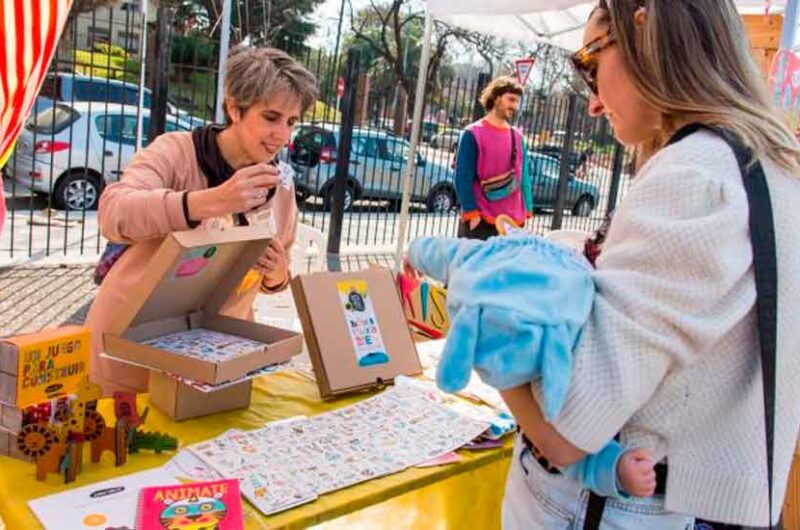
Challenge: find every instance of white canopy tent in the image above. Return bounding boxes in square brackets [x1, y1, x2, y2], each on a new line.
[426, 0, 790, 51]
[392, 0, 797, 268]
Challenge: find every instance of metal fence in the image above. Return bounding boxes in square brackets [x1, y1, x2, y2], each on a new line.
[294, 51, 633, 251]
[0, 4, 631, 263]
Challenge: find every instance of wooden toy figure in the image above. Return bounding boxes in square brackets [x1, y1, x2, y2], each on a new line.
[113, 391, 146, 427]
[91, 418, 129, 467]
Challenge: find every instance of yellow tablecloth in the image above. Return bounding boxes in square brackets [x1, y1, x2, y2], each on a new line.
[0, 372, 512, 529]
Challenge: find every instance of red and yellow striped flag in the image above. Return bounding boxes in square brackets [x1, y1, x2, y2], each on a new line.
[0, 0, 73, 232]
[1, 0, 73, 167]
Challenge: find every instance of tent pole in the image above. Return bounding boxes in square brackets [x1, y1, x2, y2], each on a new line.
[394, 12, 434, 272]
[135, 0, 149, 151]
[215, 0, 233, 123]
[780, 0, 799, 50]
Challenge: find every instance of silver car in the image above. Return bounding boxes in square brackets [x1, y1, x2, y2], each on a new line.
[289, 124, 458, 212]
[430, 129, 462, 152]
[7, 102, 193, 210]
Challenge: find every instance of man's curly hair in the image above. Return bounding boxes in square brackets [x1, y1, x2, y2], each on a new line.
[479, 76, 523, 111]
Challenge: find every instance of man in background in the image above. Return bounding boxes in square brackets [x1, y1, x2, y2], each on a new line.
[454, 76, 533, 240]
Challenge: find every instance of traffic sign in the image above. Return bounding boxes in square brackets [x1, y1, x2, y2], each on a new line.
[515, 58, 535, 87]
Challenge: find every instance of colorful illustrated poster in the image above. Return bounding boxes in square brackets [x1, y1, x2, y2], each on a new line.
[336, 280, 389, 367]
[136, 479, 243, 530]
[13, 326, 91, 408]
[769, 49, 800, 114]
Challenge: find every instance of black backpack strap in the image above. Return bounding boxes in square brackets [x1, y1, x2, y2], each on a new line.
[581, 124, 779, 530]
[669, 123, 779, 527]
[583, 492, 607, 530]
[510, 128, 517, 172]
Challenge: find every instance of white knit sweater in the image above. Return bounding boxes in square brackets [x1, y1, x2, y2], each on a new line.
[536, 130, 800, 525]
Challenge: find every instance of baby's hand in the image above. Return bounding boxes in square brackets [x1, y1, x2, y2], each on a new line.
[617, 448, 656, 497]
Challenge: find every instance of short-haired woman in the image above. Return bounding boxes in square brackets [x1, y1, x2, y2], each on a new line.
[85, 46, 318, 394]
[501, 0, 800, 528]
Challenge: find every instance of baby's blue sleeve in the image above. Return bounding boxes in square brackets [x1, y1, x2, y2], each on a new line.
[406, 237, 480, 285]
[563, 440, 627, 499]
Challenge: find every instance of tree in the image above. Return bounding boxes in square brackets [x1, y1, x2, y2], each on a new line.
[170, 0, 324, 50]
[458, 33, 508, 79]
[347, 0, 472, 135]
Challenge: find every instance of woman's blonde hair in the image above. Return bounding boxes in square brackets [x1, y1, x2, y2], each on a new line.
[595, 0, 800, 170]
[223, 46, 318, 124]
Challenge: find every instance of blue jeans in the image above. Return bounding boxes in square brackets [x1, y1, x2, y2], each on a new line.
[502, 434, 695, 530]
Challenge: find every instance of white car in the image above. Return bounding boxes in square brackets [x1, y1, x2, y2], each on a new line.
[7, 102, 195, 210]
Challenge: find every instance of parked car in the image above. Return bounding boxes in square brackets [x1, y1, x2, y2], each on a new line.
[7, 101, 194, 210]
[35, 72, 208, 129]
[288, 124, 458, 213]
[528, 153, 599, 217]
[531, 144, 580, 173]
[405, 120, 442, 143]
[430, 129, 462, 152]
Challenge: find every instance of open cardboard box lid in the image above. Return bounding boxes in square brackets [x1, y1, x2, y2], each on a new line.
[104, 226, 303, 384]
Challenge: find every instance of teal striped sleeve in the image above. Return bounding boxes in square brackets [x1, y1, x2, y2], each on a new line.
[521, 137, 534, 214]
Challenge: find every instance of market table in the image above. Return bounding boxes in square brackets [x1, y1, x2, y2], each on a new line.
[0, 371, 513, 530]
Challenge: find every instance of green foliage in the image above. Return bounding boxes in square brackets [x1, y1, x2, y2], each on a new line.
[181, 0, 324, 51]
[171, 35, 216, 68]
[92, 42, 128, 58]
[74, 49, 140, 83]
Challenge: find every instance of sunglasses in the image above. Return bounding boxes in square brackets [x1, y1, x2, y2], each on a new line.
[570, 30, 617, 95]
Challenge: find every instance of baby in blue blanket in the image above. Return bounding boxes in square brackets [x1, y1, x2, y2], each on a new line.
[405, 234, 656, 499]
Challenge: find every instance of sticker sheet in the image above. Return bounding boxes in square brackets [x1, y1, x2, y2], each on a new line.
[142, 329, 267, 361]
[188, 388, 488, 516]
[335, 280, 389, 367]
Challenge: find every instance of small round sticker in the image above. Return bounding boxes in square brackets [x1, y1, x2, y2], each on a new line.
[82, 513, 108, 526]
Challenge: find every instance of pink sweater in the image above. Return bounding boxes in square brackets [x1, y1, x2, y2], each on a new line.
[85, 132, 298, 395]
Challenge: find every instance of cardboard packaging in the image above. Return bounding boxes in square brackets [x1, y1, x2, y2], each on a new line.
[0, 326, 91, 408]
[291, 268, 422, 398]
[0, 429, 31, 462]
[147, 372, 252, 421]
[104, 226, 302, 420]
[0, 403, 23, 433]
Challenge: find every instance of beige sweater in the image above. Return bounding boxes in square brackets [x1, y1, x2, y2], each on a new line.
[85, 132, 298, 395]
[536, 130, 800, 525]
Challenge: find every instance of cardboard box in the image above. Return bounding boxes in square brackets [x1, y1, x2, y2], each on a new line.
[292, 268, 422, 398]
[147, 371, 251, 421]
[103, 226, 302, 419]
[0, 404, 22, 433]
[0, 429, 31, 462]
[0, 326, 90, 408]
